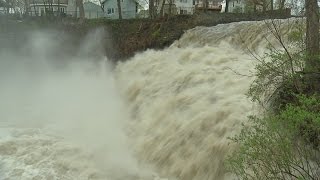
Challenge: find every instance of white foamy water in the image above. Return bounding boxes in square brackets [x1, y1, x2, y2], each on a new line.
[116, 19, 301, 180]
[0, 19, 299, 180]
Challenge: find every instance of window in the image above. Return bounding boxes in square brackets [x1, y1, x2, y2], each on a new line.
[41, 8, 44, 16]
[180, 9, 187, 14]
[107, 8, 114, 14]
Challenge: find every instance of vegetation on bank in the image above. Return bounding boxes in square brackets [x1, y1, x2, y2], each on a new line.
[0, 9, 290, 61]
[226, 1, 320, 179]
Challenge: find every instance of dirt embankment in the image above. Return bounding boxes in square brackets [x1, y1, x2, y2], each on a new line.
[0, 9, 291, 61]
[79, 9, 291, 61]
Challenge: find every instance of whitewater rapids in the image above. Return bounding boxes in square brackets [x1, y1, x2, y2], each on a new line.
[0, 19, 298, 180]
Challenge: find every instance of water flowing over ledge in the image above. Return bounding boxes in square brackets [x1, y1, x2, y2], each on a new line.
[0, 18, 301, 180]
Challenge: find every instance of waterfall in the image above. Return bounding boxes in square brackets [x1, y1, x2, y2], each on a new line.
[0, 18, 300, 180]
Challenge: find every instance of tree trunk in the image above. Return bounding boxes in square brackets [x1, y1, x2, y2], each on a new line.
[159, 0, 166, 17]
[58, 0, 60, 16]
[305, 0, 320, 91]
[203, 0, 207, 12]
[279, 0, 285, 9]
[74, 0, 77, 18]
[32, 0, 38, 16]
[263, 4, 266, 12]
[24, 0, 28, 15]
[78, 0, 85, 20]
[168, 0, 172, 15]
[225, 0, 229, 12]
[149, 0, 155, 18]
[270, 0, 273, 10]
[49, 0, 53, 16]
[98, 0, 105, 12]
[42, 0, 47, 15]
[117, 0, 122, 19]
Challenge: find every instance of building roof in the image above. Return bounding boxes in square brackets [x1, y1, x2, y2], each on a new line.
[84, 1, 103, 12]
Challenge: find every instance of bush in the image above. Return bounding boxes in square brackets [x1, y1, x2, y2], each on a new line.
[247, 19, 306, 109]
[226, 95, 320, 180]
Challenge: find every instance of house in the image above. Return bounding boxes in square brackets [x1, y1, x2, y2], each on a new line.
[27, 0, 69, 16]
[157, 0, 222, 16]
[194, 0, 222, 13]
[155, 0, 193, 15]
[26, 0, 76, 16]
[175, 0, 194, 14]
[226, 0, 245, 13]
[0, 0, 18, 14]
[102, 0, 139, 19]
[83, 1, 104, 19]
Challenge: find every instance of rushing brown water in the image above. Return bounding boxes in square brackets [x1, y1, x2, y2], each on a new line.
[0, 19, 299, 180]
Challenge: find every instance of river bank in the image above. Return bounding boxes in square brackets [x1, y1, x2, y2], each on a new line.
[0, 9, 291, 61]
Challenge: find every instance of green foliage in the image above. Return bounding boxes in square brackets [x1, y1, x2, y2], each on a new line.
[247, 19, 306, 107]
[226, 96, 320, 180]
[152, 28, 161, 38]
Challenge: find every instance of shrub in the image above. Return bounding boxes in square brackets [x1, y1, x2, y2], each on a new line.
[247, 19, 306, 109]
[226, 95, 320, 180]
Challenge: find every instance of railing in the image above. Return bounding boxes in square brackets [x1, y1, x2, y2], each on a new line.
[195, 4, 222, 10]
[25, 10, 150, 19]
[29, 0, 68, 5]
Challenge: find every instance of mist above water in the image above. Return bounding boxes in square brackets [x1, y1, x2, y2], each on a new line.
[0, 29, 156, 180]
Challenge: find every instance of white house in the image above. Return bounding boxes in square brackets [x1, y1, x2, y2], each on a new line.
[102, 0, 139, 19]
[83, 1, 104, 19]
[175, 0, 194, 14]
[27, 0, 69, 16]
[158, 0, 222, 15]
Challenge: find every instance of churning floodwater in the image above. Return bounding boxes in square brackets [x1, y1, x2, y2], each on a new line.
[0, 18, 299, 180]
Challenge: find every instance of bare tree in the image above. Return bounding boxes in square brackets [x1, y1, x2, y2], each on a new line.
[75, 0, 84, 20]
[116, 0, 122, 19]
[159, 0, 166, 16]
[168, 0, 173, 15]
[57, 0, 60, 15]
[278, 0, 285, 9]
[247, 0, 272, 12]
[305, 0, 320, 90]
[149, 0, 155, 18]
[225, 0, 229, 12]
[98, 0, 104, 12]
